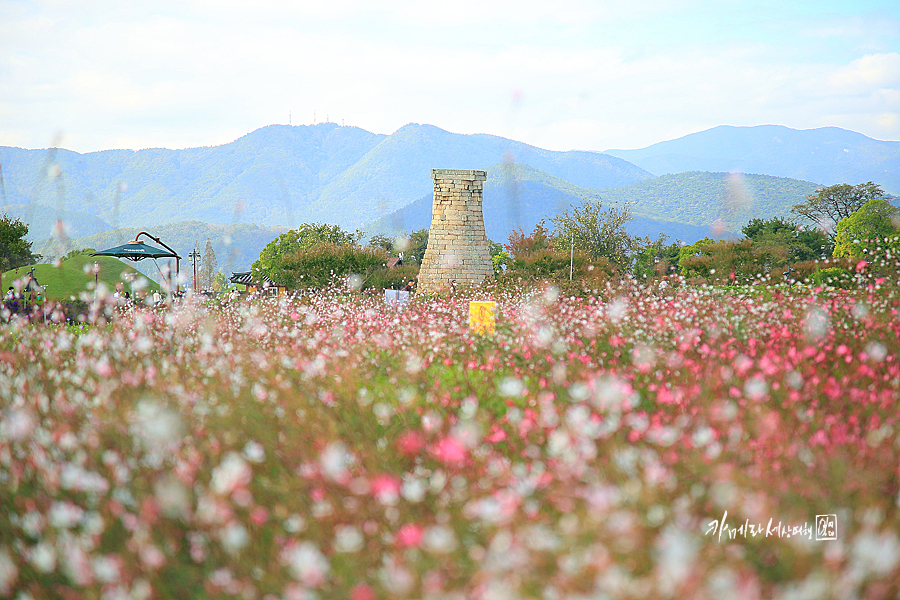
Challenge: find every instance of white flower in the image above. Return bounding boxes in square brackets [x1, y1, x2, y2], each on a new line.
[333, 526, 364, 553]
[219, 522, 249, 555]
[319, 442, 354, 482]
[282, 542, 329, 587]
[211, 452, 252, 495]
[424, 525, 458, 554]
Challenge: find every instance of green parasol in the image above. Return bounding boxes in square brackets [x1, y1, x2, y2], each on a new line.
[91, 231, 182, 292]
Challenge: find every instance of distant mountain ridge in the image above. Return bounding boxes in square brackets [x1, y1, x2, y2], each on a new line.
[606, 125, 900, 194]
[0, 122, 651, 234]
[1, 122, 896, 267]
[366, 165, 819, 244]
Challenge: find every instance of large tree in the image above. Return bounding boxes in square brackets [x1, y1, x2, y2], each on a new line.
[253, 223, 361, 281]
[833, 199, 900, 259]
[1, 214, 40, 272]
[741, 217, 832, 262]
[549, 197, 636, 269]
[0, 214, 41, 296]
[199, 238, 218, 290]
[791, 182, 888, 235]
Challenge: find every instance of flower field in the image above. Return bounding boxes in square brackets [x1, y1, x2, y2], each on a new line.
[2, 282, 900, 599]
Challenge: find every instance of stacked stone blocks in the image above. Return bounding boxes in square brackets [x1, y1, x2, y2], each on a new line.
[418, 169, 493, 294]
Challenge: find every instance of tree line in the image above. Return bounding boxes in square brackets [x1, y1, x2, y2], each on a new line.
[2, 181, 895, 295]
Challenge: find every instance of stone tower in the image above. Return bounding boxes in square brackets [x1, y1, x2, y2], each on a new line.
[417, 169, 493, 294]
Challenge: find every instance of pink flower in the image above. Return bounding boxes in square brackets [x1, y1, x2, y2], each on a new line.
[350, 584, 376, 600]
[250, 506, 268, 525]
[855, 260, 868, 273]
[396, 431, 425, 456]
[395, 523, 424, 548]
[485, 428, 507, 443]
[432, 435, 468, 467]
[371, 474, 401, 505]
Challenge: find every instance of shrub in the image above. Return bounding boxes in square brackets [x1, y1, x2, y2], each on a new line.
[362, 264, 420, 291]
[809, 267, 854, 288]
[260, 244, 389, 289]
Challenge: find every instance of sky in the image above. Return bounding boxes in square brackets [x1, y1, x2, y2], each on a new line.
[1, 0, 899, 154]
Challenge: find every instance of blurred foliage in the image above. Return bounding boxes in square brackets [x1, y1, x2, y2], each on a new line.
[809, 267, 855, 289]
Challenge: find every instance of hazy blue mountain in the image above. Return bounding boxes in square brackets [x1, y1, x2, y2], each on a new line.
[0, 124, 387, 229]
[309, 123, 653, 226]
[35, 221, 287, 283]
[0, 122, 649, 233]
[605, 125, 900, 194]
[3, 121, 891, 265]
[1, 204, 112, 243]
[365, 165, 822, 244]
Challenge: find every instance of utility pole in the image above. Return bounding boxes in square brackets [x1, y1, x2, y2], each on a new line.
[569, 232, 575, 281]
[189, 248, 201, 291]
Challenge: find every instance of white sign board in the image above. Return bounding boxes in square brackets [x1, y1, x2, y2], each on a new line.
[384, 290, 411, 308]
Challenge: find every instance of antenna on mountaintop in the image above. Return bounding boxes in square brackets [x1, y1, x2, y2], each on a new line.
[289, 111, 291, 126]
[314, 110, 316, 124]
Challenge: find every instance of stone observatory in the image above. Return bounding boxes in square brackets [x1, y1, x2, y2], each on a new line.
[417, 169, 493, 294]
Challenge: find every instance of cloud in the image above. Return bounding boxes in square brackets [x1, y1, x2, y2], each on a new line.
[1, 0, 898, 152]
[829, 53, 900, 91]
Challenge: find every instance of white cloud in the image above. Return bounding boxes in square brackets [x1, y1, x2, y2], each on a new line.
[1, 0, 898, 152]
[829, 52, 900, 91]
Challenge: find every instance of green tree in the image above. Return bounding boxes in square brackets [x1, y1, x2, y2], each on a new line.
[833, 199, 900, 259]
[793, 229, 833, 262]
[631, 235, 681, 280]
[741, 217, 797, 240]
[199, 238, 218, 290]
[1, 214, 41, 297]
[212, 272, 231, 291]
[367, 234, 395, 253]
[488, 240, 510, 276]
[741, 217, 832, 263]
[678, 237, 717, 277]
[1, 214, 40, 272]
[549, 197, 636, 269]
[254, 223, 361, 281]
[405, 229, 429, 265]
[792, 182, 888, 234]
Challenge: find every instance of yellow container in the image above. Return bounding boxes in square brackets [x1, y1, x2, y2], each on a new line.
[469, 301, 497, 334]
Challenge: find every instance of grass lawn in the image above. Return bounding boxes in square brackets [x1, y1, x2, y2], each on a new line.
[2, 253, 161, 300]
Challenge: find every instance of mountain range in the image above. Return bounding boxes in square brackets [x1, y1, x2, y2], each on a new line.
[606, 125, 900, 192]
[1, 122, 896, 276]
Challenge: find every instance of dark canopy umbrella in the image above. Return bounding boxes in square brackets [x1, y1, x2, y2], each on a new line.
[91, 241, 178, 261]
[91, 231, 182, 291]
